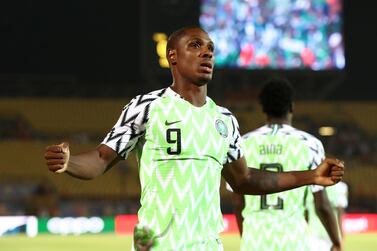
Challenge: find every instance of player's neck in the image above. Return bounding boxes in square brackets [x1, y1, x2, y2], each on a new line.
[170, 82, 207, 107]
[266, 115, 292, 126]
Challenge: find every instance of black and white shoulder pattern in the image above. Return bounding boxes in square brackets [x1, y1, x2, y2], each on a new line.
[284, 127, 325, 169]
[244, 125, 325, 168]
[284, 127, 325, 192]
[272, 125, 325, 168]
[101, 88, 168, 158]
[218, 106, 244, 163]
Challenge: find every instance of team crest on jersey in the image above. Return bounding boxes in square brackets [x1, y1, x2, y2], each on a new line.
[215, 119, 228, 138]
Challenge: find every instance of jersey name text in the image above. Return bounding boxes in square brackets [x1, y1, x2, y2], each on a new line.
[259, 144, 283, 155]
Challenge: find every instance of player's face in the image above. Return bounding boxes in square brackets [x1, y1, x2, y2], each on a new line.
[174, 28, 215, 85]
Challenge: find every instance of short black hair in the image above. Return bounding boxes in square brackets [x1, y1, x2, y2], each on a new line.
[258, 77, 294, 118]
[166, 26, 205, 53]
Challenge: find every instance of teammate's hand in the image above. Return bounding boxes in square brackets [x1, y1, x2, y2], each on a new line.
[313, 158, 345, 186]
[44, 142, 70, 173]
[331, 244, 342, 251]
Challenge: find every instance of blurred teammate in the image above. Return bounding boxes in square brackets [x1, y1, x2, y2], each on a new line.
[229, 77, 342, 251]
[308, 181, 349, 251]
[44, 27, 344, 251]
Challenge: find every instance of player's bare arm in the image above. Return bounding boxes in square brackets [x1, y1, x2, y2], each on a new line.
[222, 157, 344, 195]
[336, 206, 346, 238]
[314, 190, 342, 250]
[231, 192, 245, 235]
[44, 143, 120, 179]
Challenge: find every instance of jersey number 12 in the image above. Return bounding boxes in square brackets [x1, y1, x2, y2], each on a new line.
[260, 163, 284, 210]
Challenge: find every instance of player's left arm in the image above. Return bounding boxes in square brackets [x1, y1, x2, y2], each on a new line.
[222, 110, 344, 195]
[222, 156, 344, 195]
[314, 190, 342, 249]
[231, 192, 245, 235]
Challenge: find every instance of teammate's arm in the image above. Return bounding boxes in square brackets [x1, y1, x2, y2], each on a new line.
[44, 143, 120, 179]
[336, 206, 345, 238]
[231, 192, 245, 235]
[314, 190, 342, 250]
[222, 157, 344, 195]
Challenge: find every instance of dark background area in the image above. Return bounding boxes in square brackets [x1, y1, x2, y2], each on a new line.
[0, 0, 375, 100]
[0, 1, 139, 83]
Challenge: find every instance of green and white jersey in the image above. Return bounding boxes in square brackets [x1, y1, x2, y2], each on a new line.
[239, 124, 325, 251]
[102, 87, 243, 250]
[308, 181, 348, 240]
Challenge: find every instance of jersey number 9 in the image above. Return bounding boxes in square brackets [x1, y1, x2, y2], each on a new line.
[166, 128, 182, 155]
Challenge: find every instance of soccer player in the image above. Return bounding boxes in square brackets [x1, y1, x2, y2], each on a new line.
[229, 77, 342, 251]
[44, 26, 344, 251]
[308, 181, 349, 251]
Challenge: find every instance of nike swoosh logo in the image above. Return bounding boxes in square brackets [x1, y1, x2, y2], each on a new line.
[165, 120, 181, 126]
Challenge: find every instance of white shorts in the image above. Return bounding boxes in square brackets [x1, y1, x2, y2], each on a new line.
[308, 235, 332, 251]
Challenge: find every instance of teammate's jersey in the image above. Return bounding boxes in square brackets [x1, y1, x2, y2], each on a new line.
[102, 87, 243, 250]
[308, 181, 348, 240]
[240, 124, 325, 251]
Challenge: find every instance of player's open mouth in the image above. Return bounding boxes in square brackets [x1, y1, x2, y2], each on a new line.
[199, 62, 213, 73]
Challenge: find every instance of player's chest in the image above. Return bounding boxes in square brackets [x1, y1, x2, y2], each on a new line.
[145, 105, 231, 157]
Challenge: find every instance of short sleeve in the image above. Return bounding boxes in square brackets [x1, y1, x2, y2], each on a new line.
[334, 182, 349, 208]
[310, 138, 326, 193]
[101, 94, 155, 159]
[225, 113, 244, 164]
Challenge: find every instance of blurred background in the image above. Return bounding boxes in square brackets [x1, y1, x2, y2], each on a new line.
[0, 0, 376, 247]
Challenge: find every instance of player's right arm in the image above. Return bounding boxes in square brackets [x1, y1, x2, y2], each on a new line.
[336, 205, 346, 238]
[44, 143, 120, 180]
[313, 190, 342, 250]
[44, 91, 161, 180]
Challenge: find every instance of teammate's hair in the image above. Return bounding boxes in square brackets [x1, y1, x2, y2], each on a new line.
[166, 26, 205, 53]
[258, 77, 294, 118]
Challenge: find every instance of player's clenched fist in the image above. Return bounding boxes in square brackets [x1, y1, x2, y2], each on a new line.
[44, 142, 70, 173]
[314, 158, 345, 186]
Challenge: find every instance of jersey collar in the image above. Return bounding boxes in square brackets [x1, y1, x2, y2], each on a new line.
[166, 86, 210, 107]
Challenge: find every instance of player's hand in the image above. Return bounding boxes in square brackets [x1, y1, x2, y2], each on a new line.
[134, 224, 156, 251]
[44, 142, 70, 173]
[135, 239, 154, 251]
[313, 158, 345, 186]
[331, 244, 342, 251]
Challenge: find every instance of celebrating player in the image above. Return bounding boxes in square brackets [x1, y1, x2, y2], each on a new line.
[44, 26, 344, 251]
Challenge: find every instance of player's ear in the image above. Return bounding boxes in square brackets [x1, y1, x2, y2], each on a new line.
[167, 49, 177, 65]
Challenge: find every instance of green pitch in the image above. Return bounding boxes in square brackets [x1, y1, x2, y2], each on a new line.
[0, 233, 376, 251]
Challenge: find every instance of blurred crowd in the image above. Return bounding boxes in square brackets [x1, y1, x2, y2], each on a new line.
[0, 115, 99, 144]
[0, 179, 140, 217]
[200, 0, 344, 69]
